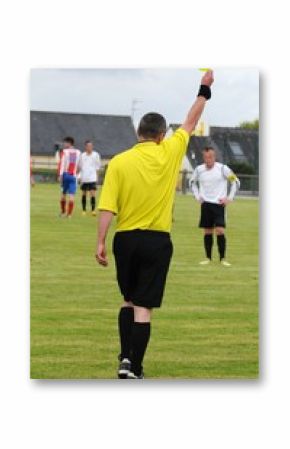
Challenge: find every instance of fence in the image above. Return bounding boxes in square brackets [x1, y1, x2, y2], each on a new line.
[31, 158, 108, 184]
[31, 160, 259, 197]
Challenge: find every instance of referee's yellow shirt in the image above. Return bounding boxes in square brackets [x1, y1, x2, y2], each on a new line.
[98, 128, 189, 233]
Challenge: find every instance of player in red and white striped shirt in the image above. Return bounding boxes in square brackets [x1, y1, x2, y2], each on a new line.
[59, 137, 81, 218]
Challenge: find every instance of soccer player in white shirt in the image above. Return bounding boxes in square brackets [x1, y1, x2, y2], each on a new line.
[190, 147, 240, 266]
[79, 140, 101, 216]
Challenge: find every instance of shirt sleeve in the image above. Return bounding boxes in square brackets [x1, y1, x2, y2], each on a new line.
[189, 167, 200, 200]
[223, 165, 240, 200]
[76, 151, 82, 173]
[163, 128, 190, 159]
[59, 151, 66, 176]
[96, 152, 101, 170]
[78, 154, 83, 170]
[98, 159, 119, 214]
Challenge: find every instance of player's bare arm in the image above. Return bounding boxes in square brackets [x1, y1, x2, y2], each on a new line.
[181, 70, 214, 135]
[96, 210, 114, 266]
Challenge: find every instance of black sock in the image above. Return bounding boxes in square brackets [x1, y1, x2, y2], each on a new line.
[131, 322, 151, 376]
[204, 234, 213, 259]
[217, 234, 226, 260]
[91, 196, 96, 211]
[82, 194, 86, 211]
[118, 307, 134, 360]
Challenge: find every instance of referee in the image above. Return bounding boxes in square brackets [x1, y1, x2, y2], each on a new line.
[96, 70, 214, 379]
[190, 147, 240, 266]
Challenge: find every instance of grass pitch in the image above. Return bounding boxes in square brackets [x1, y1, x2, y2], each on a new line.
[30, 184, 259, 379]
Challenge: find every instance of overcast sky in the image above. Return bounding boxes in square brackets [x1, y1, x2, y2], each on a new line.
[30, 68, 259, 127]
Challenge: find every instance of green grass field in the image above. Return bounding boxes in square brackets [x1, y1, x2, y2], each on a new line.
[31, 184, 259, 379]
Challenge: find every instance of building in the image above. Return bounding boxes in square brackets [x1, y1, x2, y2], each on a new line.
[30, 110, 137, 168]
[209, 126, 259, 173]
[169, 124, 259, 174]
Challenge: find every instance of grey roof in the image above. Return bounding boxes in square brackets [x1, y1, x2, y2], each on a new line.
[209, 126, 259, 171]
[169, 124, 259, 172]
[30, 111, 137, 157]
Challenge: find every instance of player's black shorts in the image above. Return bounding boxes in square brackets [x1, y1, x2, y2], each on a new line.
[199, 201, 226, 228]
[81, 182, 97, 191]
[113, 230, 173, 309]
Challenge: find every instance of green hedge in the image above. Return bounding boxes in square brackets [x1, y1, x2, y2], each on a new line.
[32, 168, 57, 175]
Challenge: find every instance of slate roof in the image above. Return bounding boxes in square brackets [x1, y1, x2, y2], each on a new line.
[30, 111, 137, 157]
[169, 124, 259, 172]
[209, 126, 259, 171]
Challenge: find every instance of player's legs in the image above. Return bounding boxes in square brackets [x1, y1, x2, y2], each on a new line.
[117, 299, 135, 378]
[118, 300, 134, 360]
[199, 203, 214, 264]
[127, 232, 172, 379]
[81, 185, 87, 213]
[214, 204, 229, 264]
[203, 228, 214, 261]
[89, 188, 96, 215]
[215, 227, 229, 264]
[66, 175, 77, 217]
[134, 306, 152, 322]
[60, 193, 67, 215]
[67, 194, 75, 217]
[118, 302, 152, 379]
[128, 306, 152, 378]
[61, 173, 70, 216]
[113, 232, 138, 377]
[114, 231, 172, 379]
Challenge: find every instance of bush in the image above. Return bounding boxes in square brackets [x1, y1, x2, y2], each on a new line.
[32, 168, 57, 175]
[228, 162, 255, 175]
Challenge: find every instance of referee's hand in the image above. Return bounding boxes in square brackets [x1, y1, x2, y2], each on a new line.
[201, 70, 214, 87]
[96, 242, 108, 266]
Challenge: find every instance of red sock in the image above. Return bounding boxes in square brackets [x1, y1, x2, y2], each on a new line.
[67, 200, 74, 216]
[60, 199, 66, 214]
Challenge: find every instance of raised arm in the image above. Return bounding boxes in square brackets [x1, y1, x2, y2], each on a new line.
[181, 70, 214, 135]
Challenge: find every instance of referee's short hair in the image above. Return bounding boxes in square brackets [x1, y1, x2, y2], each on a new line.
[84, 140, 93, 145]
[137, 113, 167, 139]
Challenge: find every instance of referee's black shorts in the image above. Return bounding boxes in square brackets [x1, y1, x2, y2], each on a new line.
[113, 230, 173, 309]
[199, 201, 226, 228]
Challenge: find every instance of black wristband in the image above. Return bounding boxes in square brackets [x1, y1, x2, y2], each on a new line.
[197, 84, 211, 100]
